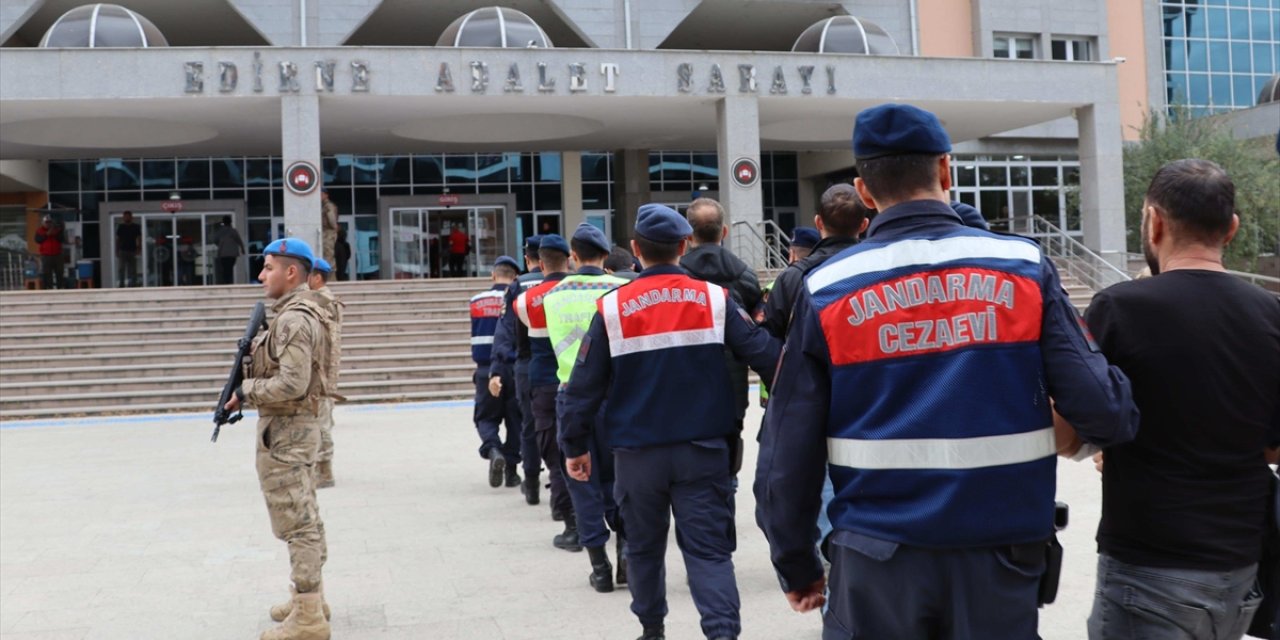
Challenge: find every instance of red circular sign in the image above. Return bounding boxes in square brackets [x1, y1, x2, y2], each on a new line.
[285, 161, 319, 195]
[731, 157, 759, 188]
[160, 200, 184, 213]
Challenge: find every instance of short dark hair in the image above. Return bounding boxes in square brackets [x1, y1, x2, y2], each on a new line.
[633, 236, 680, 264]
[1145, 159, 1235, 244]
[122, 210, 133, 216]
[855, 153, 943, 204]
[314, 268, 330, 283]
[221, 215, 232, 226]
[819, 188, 874, 237]
[493, 264, 518, 279]
[538, 247, 569, 270]
[604, 246, 635, 272]
[274, 254, 311, 276]
[687, 198, 725, 244]
[570, 238, 608, 262]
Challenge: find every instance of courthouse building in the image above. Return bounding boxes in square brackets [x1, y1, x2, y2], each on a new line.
[0, 0, 1276, 286]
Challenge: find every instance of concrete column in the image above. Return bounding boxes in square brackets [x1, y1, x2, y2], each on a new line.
[612, 148, 651, 244]
[1076, 102, 1127, 271]
[561, 151, 585, 235]
[716, 96, 763, 227]
[280, 94, 323, 250]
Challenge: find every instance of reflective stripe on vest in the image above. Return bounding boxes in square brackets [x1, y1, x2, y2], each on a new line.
[828, 427, 1055, 470]
[544, 274, 627, 383]
[808, 235, 1042, 295]
[599, 276, 727, 357]
[515, 280, 558, 339]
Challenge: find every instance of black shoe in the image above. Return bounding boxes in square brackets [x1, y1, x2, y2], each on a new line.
[637, 625, 664, 640]
[707, 637, 736, 640]
[504, 466, 521, 488]
[587, 546, 614, 593]
[487, 449, 505, 488]
[553, 515, 583, 552]
[615, 535, 628, 585]
[521, 475, 540, 505]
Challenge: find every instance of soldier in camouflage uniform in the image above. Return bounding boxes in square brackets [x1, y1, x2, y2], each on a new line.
[222, 238, 331, 640]
[307, 257, 343, 489]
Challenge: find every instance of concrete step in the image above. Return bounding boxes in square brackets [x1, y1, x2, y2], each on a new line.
[0, 328, 471, 356]
[0, 325, 469, 350]
[0, 351, 480, 382]
[0, 296, 476, 322]
[0, 388, 473, 419]
[0, 308, 469, 331]
[0, 339, 473, 368]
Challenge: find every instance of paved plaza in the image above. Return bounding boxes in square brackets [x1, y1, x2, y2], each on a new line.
[1, 400, 1103, 639]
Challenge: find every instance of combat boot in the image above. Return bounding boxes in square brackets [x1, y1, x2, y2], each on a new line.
[487, 449, 505, 488]
[637, 624, 665, 640]
[504, 465, 521, 488]
[586, 546, 614, 593]
[261, 591, 330, 640]
[316, 461, 334, 489]
[521, 474, 540, 505]
[615, 535, 628, 585]
[269, 584, 331, 622]
[553, 514, 583, 552]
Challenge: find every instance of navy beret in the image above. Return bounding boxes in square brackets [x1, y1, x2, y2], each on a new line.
[263, 238, 315, 266]
[572, 222, 610, 254]
[537, 233, 570, 255]
[853, 103, 952, 160]
[494, 255, 521, 271]
[635, 203, 693, 243]
[791, 227, 820, 249]
[524, 235, 542, 252]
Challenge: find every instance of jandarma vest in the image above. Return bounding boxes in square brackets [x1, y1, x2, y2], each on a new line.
[516, 276, 564, 387]
[511, 271, 543, 361]
[806, 230, 1055, 548]
[248, 292, 332, 417]
[596, 272, 736, 449]
[469, 285, 506, 365]
[543, 273, 628, 384]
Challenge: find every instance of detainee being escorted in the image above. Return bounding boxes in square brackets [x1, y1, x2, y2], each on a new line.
[755, 103, 1139, 640]
[221, 238, 332, 640]
[306, 258, 342, 489]
[561, 204, 781, 640]
[470, 256, 524, 489]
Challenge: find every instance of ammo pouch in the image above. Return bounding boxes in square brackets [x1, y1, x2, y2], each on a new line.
[1038, 502, 1070, 607]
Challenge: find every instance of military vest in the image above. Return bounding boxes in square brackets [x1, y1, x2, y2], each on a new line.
[248, 288, 332, 415]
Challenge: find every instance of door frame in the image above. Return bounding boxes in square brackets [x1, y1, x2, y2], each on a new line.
[98, 199, 246, 288]
[378, 193, 516, 280]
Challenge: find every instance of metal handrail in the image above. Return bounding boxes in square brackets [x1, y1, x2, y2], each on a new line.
[0, 248, 37, 291]
[987, 216, 1131, 292]
[730, 219, 790, 270]
[1122, 251, 1280, 293]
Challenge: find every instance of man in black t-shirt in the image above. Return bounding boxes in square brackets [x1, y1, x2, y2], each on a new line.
[1074, 159, 1280, 640]
[115, 210, 141, 287]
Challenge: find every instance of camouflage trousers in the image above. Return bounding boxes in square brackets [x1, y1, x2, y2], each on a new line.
[255, 414, 327, 593]
[318, 397, 334, 463]
[322, 230, 337, 265]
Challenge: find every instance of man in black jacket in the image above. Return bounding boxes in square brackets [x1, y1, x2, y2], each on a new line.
[680, 198, 763, 472]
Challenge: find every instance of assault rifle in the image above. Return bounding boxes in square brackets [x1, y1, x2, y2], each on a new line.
[212, 301, 268, 442]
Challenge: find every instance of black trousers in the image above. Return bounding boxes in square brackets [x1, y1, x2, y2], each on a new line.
[531, 385, 573, 519]
[217, 257, 237, 284]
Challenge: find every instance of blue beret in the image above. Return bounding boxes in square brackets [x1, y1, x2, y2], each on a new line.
[635, 203, 693, 243]
[538, 233, 570, 255]
[494, 255, 521, 271]
[853, 103, 952, 160]
[312, 257, 332, 273]
[524, 235, 542, 252]
[572, 222, 610, 254]
[263, 238, 315, 266]
[791, 227, 820, 249]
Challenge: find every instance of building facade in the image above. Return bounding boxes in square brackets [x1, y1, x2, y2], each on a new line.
[0, 0, 1274, 287]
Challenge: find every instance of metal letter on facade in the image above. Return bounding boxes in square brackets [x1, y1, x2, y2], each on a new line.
[737, 64, 756, 93]
[568, 63, 587, 92]
[278, 61, 300, 93]
[435, 62, 455, 93]
[315, 60, 336, 92]
[770, 65, 787, 95]
[708, 64, 726, 93]
[600, 63, 619, 93]
[184, 62, 204, 94]
[253, 52, 264, 93]
[218, 62, 238, 93]
[537, 62, 556, 92]
[470, 61, 490, 93]
[798, 65, 815, 95]
[826, 64, 836, 95]
[677, 62, 693, 93]
[351, 61, 370, 92]
[505, 63, 524, 92]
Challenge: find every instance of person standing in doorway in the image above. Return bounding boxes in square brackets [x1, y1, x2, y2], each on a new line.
[449, 223, 470, 278]
[334, 226, 352, 282]
[320, 191, 338, 266]
[115, 210, 141, 287]
[213, 215, 245, 285]
[34, 215, 66, 290]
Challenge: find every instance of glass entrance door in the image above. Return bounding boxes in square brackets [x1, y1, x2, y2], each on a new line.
[114, 212, 223, 287]
[388, 206, 507, 279]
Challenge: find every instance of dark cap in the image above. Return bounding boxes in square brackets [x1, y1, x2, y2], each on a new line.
[791, 228, 820, 249]
[572, 222, 610, 254]
[537, 233, 570, 255]
[524, 235, 543, 252]
[494, 255, 521, 271]
[852, 103, 952, 160]
[635, 203, 693, 243]
[263, 238, 315, 265]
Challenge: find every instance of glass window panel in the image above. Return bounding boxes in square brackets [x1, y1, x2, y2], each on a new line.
[272, 189, 283, 217]
[1063, 166, 1080, 186]
[1234, 74, 1257, 104]
[176, 159, 210, 189]
[956, 164, 977, 187]
[980, 191, 1007, 229]
[1232, 42, 1254, 73]
[1209, 40, 1232, 72]
[212, 189, 243, 203]
[1032, 166, 1059, 186]
[979, 166, 1008, 187]
[142, 190, 170, 201]
[246, 189, 272, 218]
[48, 161, 79, 192]
[1164, 10, 1186, 39]
[769, 152, 796, 179]
[958, 191, 977, 207]
[1256, 74, 1273, 100]
[1230, 8, 1252, 37]
[1010, 166, 1029, 186]
[268, 159, 282, 187]
[662, 158, 692, 183]
[1187, 40, 1209, 71]
[80, 160, 103, 191]
[1186, 7, 1207, 37]
[1206, 0, 1228, 6]
[244, 158, 270, 187]
[1251, 9, 1273, 40]
[512, 184, 533, 212]
[108, 190, 140, 202]
[1073, 40, 1090, 61]
[351, 156, 378, 185]
[353, 187, 377, 215]
[101, 159, 141, 190]
[993, 37, 1010, 59]
[48, 192, 79, 210]
[1051, 40, 1067, 60]
[412, 184, 445, 196]
[1031, 190, 1060, 219]
[414, 155, 444, 184]
[773, 181, 799, 207]
[326, 188, 352, 213]
[1256, 44, 1275, 74]
[1211, 73, 1233, 106]
[1065, 202, 1081, 231]
[380, 186, 410, 196]
[1189, 73, 1211, 104]
[444, 154, 476, 184]
[1166, 38, 1188, 71]
[476, 154, 513, 183]
[380, 156, 411, 185]
[582, 183, 610, 209]
[1208, 8, 1230, 37]
[1015, 38, 1035, 59]
[581, 154, 611, 182]
[536, 152, 561, 182]
[1168, 72, 1190, 104]
[324, 156, 352, 186]
[139, 159, 175, 190]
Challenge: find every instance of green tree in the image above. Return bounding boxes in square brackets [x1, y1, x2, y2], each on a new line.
[1121, 108, 1280, 271]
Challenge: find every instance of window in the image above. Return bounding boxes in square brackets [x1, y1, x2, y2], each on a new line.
[950, 154, 1082, 236]
[1051, 37, 1093, 61]
[1160, 1, 1280, 114]
[994, 34, 1037, 60]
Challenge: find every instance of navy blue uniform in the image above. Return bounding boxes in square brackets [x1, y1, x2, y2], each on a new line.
[470, 283, 521, 466]
[561, 265, 781, 639]
[491, 268, 542, 481]
[755, 200, 1139, 639]
[516, 272, 572, 520]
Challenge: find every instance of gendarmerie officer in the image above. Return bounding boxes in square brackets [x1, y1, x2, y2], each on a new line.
[470, 256, 524, 489]
[489, 236, 544, 505]
[561, 204, 780, 640]
[514, 234, 579, 549]
[305, 257, 342, 489]
[754, 103, 1139, 639]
